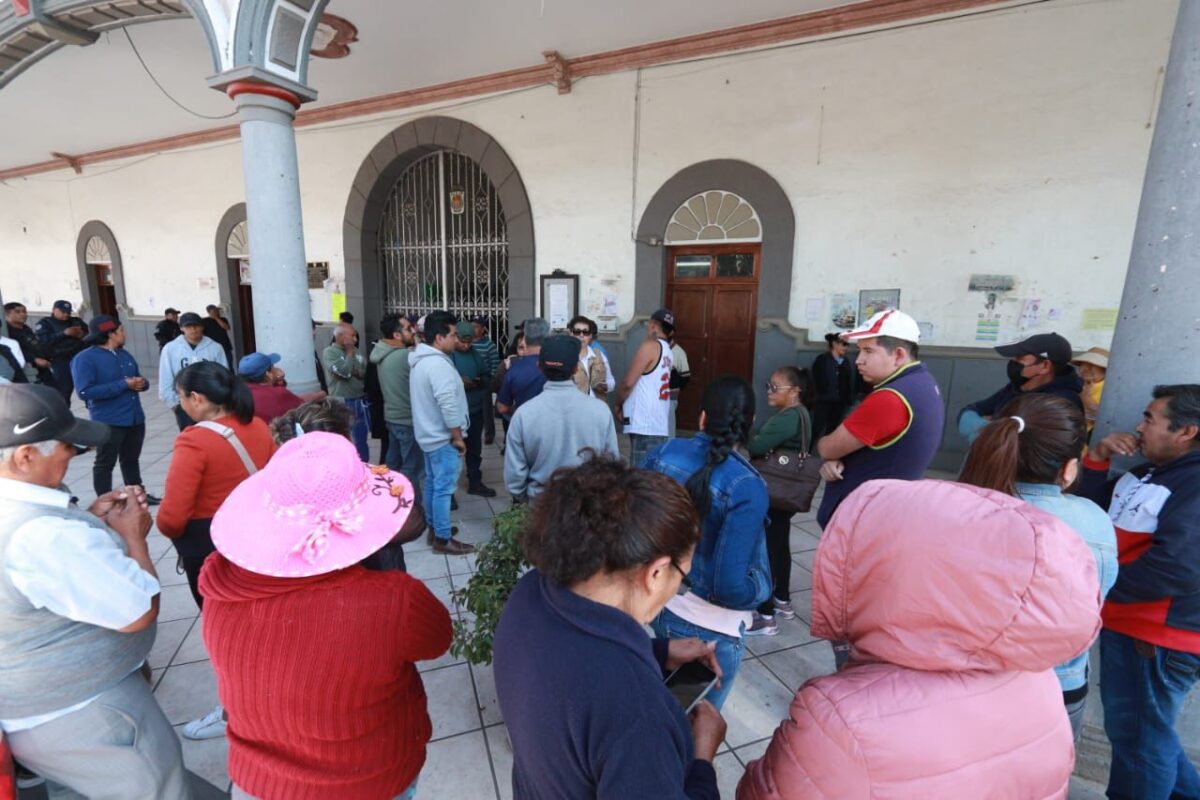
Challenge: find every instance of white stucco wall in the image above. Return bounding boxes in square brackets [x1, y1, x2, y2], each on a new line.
[0, 0, 1177, 350]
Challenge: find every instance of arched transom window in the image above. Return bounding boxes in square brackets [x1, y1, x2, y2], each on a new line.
[227, 220, 249, 259]
[84, 235, 111, 265]
[665, 190, 762, 244]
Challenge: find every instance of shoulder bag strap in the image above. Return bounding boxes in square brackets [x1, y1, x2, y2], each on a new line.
[799, 407, 812, 455]
[194, 420, 259, 477]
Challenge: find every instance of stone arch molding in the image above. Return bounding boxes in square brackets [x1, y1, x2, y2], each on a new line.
[342, 116, 535, 341]
[74, 220, 127, 317]
[0, 1, 331, 96]
[634, 159, 795, 319]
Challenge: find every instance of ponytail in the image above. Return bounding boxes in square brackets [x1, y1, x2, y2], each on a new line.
[175, 361, 255, 424]
[957, 417, 1022, 497]
[958, 394, 1085, 496]
[685, 375, 756, 518]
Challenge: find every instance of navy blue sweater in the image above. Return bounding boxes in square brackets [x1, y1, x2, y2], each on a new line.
[494, 570, 719, 799]
[70, 345, 146, 426]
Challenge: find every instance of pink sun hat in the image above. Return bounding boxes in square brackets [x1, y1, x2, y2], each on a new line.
[211, 432, 416, 578]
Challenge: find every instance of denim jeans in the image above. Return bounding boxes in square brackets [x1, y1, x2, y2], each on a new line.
[344, 396, 371, 462]
[386, 421, 423, 487]
[628, 433, 667, 468]
[423, 443, 462, 540]
[1101, 628, 1200, 800]
[651, 606, 745, 711]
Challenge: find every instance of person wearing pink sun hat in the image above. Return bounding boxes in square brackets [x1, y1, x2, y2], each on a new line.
[199, 432, 451, 800]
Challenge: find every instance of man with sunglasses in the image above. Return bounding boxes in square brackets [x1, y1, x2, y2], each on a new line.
[0, 383, 188, 798]
[958, 332, 1084, 442]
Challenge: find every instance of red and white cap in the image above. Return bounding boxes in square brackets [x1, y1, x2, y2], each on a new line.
[841, 308, 921, 343]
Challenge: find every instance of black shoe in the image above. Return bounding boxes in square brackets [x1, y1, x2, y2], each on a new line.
[145, 493, 162, 506]
[468, 483, 497, 498]
[484, 435, 495, 445]
[450, 496, 459, 511]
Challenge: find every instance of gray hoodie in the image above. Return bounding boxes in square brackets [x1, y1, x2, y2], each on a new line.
[409, 342, 469, 451]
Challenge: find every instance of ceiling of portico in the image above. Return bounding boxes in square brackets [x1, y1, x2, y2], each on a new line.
[0, 0, 929, 172]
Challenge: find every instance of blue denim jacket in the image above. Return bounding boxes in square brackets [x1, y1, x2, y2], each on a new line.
[643, 435, 771, 611]
[1017, 482, 1119, 691]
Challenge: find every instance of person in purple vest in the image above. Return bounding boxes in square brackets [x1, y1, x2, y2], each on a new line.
[816, 309, 945, 530]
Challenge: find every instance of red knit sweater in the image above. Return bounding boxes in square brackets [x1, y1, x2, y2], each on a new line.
[157, 415, 276, 538]
[199, 555, 453, 799]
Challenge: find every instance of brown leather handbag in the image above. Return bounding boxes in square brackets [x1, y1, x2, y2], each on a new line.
[751, 409, 823, 513]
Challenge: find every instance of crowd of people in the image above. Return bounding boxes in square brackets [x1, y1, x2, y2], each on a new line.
[0, 297, 1197, 800]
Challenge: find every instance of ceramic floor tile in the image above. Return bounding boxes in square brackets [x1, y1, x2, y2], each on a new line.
[174, 619, 211, 665]
[405, 547, 451, 581]
[418, 730, 499, 800]
[424, 663, 484, 741]
[147, 533, 172, 558]
[419, 645, 467, 674]
[453, 519, 496, 545]
[148, 617, 194, 670]
[154, 660, 220, 725]
[744, 615, 820, 657]
[176, 723, 231, 792]
[792, 550, 816, 572]
[788, 566, 813, 593]
[423, 575, 457, 614]
[484, 724, 515, 800]
[788, 527, 821, 553]
[791, 589, 814, 623]
[734, 737, 772, 767]
[156, 558, 191, 587]
[719, 659, 795, 748]
[714, 751, 746, 797]
[471, 662, 503, 726]
[758, 640, 837, 692]
[159, 582, 200, 622]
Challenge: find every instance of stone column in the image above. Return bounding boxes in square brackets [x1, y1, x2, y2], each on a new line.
[1095, 1, 1200, 443]
[227, 81, 319, 394]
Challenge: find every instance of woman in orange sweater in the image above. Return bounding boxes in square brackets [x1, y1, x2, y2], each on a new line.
[157, 360, 275, 741]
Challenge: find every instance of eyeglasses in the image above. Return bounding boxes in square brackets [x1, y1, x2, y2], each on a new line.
[570, 328, 591, 336]
[670, 559, 693, 591]
[765, 383, 797, 394]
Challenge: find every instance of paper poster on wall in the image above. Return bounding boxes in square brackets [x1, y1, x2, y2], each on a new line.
[830, 293, 856, 329]
[975, 318, 1002, 342]
[548, 283, 570, 330]
[1018, 298, 1042, 331]
[917, 321, 935, 342]
[331, 292, 346, 320]
[1082, 308, 1118, 331]
[603, 293, 619, 317]
[858, 289, 900, 323]
[805, 297, 824, 322]
[968, 274, 1016, 293]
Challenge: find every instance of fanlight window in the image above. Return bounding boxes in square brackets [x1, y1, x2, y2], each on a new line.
[664, 190, 762, 244]
[84, 235, 111, 265]
[227, 220, 249, 259]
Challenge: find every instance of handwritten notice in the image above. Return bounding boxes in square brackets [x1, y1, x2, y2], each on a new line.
[1082, 308, 1118, 331]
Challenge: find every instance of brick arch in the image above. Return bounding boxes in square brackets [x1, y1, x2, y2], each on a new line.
[342, 116, 534, 341]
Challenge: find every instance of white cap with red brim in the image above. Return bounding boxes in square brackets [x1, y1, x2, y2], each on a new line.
[841, 309, 922, 343]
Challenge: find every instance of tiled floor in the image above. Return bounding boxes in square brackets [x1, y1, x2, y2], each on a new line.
[51, 388, 1106, 798]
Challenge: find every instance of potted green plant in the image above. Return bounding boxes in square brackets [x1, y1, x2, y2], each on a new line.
[450, 504, 530, 665]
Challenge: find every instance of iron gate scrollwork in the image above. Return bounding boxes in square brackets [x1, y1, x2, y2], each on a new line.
[378, 150, 510, 349]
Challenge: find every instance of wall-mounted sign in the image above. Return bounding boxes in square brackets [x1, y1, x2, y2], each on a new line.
[968, 273, 1016, 293]
[858, 289, 901, 323]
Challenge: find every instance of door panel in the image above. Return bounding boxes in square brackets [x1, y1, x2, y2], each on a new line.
[665, 245, 760, 432]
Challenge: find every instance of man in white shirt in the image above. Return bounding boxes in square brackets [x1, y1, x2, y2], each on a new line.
[614, 308, 675, 467]
[0, 384, 189, 797]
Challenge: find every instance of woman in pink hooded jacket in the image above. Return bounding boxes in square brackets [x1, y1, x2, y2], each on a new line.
[738, 479, 1102, 800]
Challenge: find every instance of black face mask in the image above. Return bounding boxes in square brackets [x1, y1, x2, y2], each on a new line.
[1007, 359, 1030, 389]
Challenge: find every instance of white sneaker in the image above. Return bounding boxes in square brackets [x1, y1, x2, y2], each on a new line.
[181, 703, 227, 740]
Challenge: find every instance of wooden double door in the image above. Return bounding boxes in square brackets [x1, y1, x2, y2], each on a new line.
[665, 244, 760, 431]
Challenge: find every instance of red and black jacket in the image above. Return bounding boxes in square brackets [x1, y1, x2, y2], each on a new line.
[1080, 449, 1200, 652]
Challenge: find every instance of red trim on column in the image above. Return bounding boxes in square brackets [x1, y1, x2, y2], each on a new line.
[226, 81, 303, 109]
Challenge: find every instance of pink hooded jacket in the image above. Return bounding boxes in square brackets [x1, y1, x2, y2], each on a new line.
[738, 480, 1102, 800]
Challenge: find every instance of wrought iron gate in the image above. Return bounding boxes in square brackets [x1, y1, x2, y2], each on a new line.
[379, 150, 510, 349]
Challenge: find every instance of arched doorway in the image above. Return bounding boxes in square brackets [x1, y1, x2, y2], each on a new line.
[377, 149, 510, 347]
[75, 221, 125, 319]
[215, 203, 253, 358]
[343, 116, 534, 344]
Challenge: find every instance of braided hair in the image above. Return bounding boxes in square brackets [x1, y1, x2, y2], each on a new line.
[686, 375, 757, 518]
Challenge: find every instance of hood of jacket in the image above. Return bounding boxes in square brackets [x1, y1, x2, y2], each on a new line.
[369, 339, 407, 366]
[409, 342, 451, 367]
[812, 479, 1101, 673]
[199, 552, 361, 605]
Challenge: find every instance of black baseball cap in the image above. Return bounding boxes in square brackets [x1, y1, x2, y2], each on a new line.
[179, 312, 204, 327]
[53, 300, 73, 313]
[164, 307, 180, 315]
[0, 383, 110, 449]
[995, 332, 1073, 365]
[539, 334, 580, 381]
[651, 308, 676, 333]
[84, 314, 121, 343]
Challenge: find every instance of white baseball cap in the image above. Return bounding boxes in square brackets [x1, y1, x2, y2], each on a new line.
[841, 308, 921, 343]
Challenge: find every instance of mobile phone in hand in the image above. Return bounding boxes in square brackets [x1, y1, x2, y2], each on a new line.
[664, 661, 719, 714]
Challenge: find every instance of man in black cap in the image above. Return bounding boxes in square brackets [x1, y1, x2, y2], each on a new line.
[4, 302, 54, 386]
[0, 383, 188, 797]
[203, 304, 234, 365]
[504, 335, 619, 501]
[69, 316, 156, 502]
[615, 308, 676, 467]
[958, 331, 1084, 441]
[34, 300, 88, 406]
[153, 308, 181, 352]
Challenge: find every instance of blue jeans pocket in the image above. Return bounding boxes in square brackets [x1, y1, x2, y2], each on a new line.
[1162, 650, 1200, 692]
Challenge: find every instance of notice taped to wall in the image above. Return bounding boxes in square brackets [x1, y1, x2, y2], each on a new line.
[975, 318, 1001, 342]
[1081, 308, 1118, 331]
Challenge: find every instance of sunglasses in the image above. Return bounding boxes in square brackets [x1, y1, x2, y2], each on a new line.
[570, 328, 591, 336]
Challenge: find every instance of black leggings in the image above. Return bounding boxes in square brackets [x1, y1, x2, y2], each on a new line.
[758, 509, 795, 616]
[173, 519, 215, 611]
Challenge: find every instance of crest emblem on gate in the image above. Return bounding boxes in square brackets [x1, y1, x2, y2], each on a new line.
[449, 190, 466, 216]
